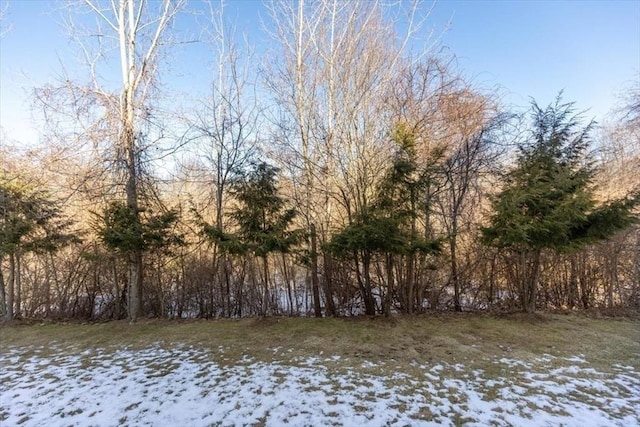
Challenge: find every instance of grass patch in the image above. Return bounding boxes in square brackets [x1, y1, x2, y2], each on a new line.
[1, 313, 638, 373]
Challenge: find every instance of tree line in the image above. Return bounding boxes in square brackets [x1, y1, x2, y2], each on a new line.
[1, 0, 638, 321]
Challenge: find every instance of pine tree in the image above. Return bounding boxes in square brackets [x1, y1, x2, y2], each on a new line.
[97, 202, 183, 255]
[328, 124, 441, 315]
[0, 174, 75, 319]
[482, 95, 639, 312]
[229, 162, 300, 315]
[95, 201, 183, 319]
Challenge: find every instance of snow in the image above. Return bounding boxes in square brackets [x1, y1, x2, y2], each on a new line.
[1, 344, 638, 427]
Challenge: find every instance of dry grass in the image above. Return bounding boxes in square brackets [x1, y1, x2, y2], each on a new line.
[2, 313, 639, 425]
[1, 313, 638, 372]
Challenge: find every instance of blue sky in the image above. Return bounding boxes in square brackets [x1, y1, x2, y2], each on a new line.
[430, 0, 640, 117]
[1, 0, 638, 147]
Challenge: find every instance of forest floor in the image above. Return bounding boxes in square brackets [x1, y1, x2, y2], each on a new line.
[1, 312, 639, 426]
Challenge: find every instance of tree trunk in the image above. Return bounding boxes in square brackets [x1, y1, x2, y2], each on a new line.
[44, 253, 53, 317]
[128, 249, 143, 321]
[488, 253, 496, 308]
[6, 253, 15, 320]
[262, 255, 270, 316]
[524, 249, 542, 313]
[111, 256, 121, 320]
[215, 253, 225, 318]
[353, 250, 368, 315]
[578, 255, 592, 310]
[406, 253, 415, 314]
[384, 254, 393, 317]
[224, 256, 232, 317]
[310, 223, 322, 317]
[518, 251, 527, 312]
[124, 111, 142, 322]
[282, 252, 294, 316]
[322, 250, 336, 316]
[362, 251, 375, 316]
[15, 251, 21, 318]
[122, 0, 143, 322]
[450, 231, 462, 312]
[568, 255, 578, 309]
[608, 246, 619, 309]
[236, 260, 245, 318]
[0, 255, 6, 318]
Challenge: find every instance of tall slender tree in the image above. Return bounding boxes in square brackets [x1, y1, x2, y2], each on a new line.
[329, 124, 441, 315]
[35, 0, 185, 321]
[182, 0, 259, 317]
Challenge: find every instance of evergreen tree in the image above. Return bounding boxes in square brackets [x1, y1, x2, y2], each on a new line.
[97, 202, 183, 255]
[0, 174, 75, 319]
[229, 162, 300, 315]
[95, 201, 184, 318]
[329, 124, 441, 315]
[482, 95, 639, 312]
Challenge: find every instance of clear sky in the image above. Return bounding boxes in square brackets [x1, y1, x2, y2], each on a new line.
[1, 0, 639, 147]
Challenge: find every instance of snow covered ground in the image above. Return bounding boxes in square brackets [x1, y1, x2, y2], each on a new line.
[1, 343, 638, 426]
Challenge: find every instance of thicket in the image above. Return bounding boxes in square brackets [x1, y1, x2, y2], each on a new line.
[1, 1, 638, 320]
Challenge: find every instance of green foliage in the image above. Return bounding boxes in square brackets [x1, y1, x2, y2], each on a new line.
[143, 209, 185, 250]
[229, 162, 301, 258]
[189, 206, 243, 254]
[482, 95, 639, 253]
[328, 210, 440, 258]
[379, 122, 442, 217]
[96, 201, 184, 254]
[329, 123, 442, 258]
[328, 212, 406, 257]
[97, 202, 142, 253]
[571, 194, 639, 243]
[200, 223, 247, 255]
[0, 174, 75, 255]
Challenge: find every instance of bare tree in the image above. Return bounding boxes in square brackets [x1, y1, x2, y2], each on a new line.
[35, 0, 185, 321]
[594, 88, 640, 309]
[436, 89, 501, 311]
[0, 1, 11, 37]
[618, 77, 640, 129]
[386, 57, 460, 313]
[181, 0, 259, 317]
[264, 0, 437, 316]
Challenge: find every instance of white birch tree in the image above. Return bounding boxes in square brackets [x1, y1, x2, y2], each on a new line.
[35, 0, 185, 321]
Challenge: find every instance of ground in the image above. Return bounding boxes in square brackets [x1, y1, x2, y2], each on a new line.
[1, 313, 638, 426]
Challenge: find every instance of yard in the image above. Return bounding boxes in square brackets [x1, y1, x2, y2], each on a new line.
[1, 313, 638, 426]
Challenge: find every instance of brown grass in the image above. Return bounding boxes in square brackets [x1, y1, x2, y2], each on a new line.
[1, 313, 638, 372]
